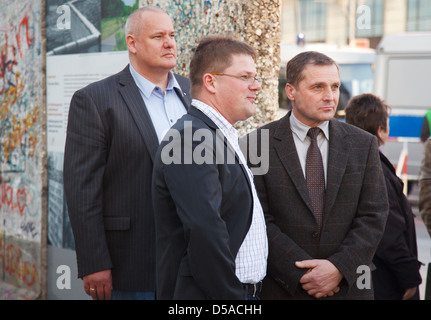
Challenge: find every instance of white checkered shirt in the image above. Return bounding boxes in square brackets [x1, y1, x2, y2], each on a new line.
[192, 99, 268, 284]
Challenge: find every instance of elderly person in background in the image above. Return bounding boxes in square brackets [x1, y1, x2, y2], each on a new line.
[345, 93, 422, 300]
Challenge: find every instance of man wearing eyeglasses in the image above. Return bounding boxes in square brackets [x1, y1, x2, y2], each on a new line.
[152, 36, 268, 300]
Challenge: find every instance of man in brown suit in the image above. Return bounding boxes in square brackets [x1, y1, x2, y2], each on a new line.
[248, 51, 388, 299]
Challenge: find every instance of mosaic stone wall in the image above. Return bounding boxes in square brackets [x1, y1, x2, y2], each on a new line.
[140, 0, 281, 134]
[0, 0, 47, 300]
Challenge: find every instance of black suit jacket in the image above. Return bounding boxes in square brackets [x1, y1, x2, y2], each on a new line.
[152, 106, 253, 299]
[63, 65, 191, 291]
[250, 111, 388, 299]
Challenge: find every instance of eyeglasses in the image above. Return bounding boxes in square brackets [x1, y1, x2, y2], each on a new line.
[210, 73, 263, 85]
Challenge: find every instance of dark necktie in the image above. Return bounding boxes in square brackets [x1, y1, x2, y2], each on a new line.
[306, 127, 325, 229]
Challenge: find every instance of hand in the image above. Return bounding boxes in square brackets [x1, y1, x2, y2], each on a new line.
[402, 287, 417, 300]
[83, 269, 113, 300]
[295, 259, 343, 298]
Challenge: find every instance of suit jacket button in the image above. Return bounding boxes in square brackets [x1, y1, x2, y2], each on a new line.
[312, 231, 319, 238]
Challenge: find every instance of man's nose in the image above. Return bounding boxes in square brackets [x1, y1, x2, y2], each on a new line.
[164, 36, 175, 47]
[323, 87, 334, 100]
[250, 79, 261, 91]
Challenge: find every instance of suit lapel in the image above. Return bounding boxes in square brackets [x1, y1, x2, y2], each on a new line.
[273, 113, 314, 214]
[272, 114, 351, 222]
[174, 74, 192, 108]
[119, 66, 159, 161]
[118, 66, 191, 162]
[188, 106, 246, 171]
[324, 119, 350, 217]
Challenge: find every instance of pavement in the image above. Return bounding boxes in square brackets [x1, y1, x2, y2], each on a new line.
[413, 205, 431, 300]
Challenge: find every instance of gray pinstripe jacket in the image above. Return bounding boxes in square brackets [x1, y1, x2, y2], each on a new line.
[63, 65, 191, 291]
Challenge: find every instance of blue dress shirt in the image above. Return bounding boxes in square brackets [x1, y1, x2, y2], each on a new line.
[129, 64, 187, 142]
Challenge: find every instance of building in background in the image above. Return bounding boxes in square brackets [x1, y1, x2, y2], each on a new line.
[279, 0, 431, 200]
[281, 0, 431, 48]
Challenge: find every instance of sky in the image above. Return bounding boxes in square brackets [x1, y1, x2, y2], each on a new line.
[121, 0, 136, 7]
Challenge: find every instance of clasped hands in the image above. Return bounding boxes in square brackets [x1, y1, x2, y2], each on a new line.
[295, 259, 343, 299]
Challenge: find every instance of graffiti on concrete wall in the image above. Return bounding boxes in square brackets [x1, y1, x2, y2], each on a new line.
[0, 0, 45, 299]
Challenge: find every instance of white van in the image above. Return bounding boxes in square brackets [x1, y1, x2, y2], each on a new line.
[373, 32, 431, 138]
[373, 32, 431, 186]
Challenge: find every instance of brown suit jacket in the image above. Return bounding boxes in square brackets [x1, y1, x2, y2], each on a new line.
[249, 112, 388, 299]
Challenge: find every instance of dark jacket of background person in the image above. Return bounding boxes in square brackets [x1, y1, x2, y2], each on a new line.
[345, 93, 421, 300]
[419, 138, 431, 300]
[372, 151, 422, 300]
[419, 138, 431, 236]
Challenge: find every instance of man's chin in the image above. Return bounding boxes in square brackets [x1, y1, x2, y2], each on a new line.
[160, 59, 177, 70]
[322, 109, 336, 119]
[244, 105, 257, 120]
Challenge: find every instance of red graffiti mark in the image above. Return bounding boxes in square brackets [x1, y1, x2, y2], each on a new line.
[0, 235, 39, 288]
[0, 12, 40, 164]
[0, 32, 19, 96]
[16, 188, 26, 215]
[15, 15, 34, 59]
[0, 177, 27, 215]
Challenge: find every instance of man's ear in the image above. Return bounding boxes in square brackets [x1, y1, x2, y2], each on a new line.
[202, 73, 217, 94]
[126, 34, 137, 54]
[285, 83, 296, 101]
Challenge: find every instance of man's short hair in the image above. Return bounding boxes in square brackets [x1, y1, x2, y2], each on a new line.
[286, 51, 339, 87]
[125, 6, 167, 36]
[189, 36, 257, 97]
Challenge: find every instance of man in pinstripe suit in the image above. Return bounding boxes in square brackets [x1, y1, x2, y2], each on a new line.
[63, 7, 191, 300]
[249, 51, 389, 299]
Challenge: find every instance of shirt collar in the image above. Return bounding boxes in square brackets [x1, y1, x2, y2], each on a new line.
[129, 64, 181, 98]
[192, 99, 238, 141]
[290, 111, 329, 142]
